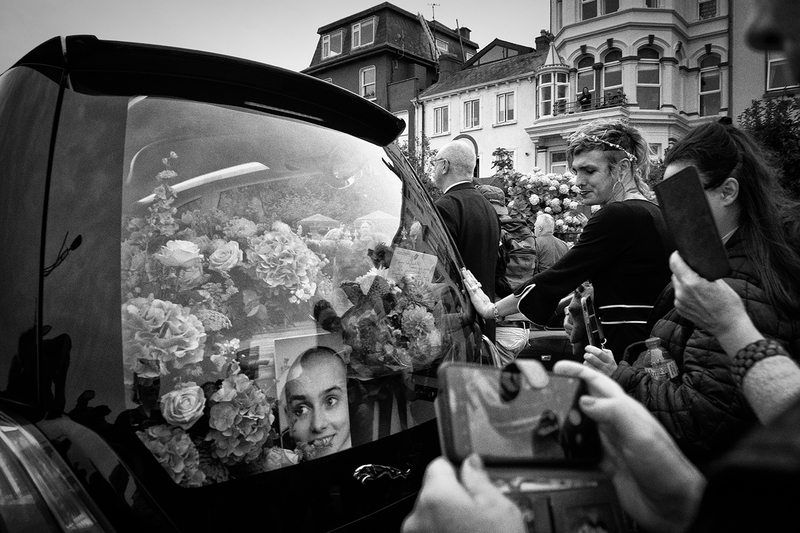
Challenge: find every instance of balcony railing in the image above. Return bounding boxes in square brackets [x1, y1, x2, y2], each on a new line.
[547, 92, 628, 116]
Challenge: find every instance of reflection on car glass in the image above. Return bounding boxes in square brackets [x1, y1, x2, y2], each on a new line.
[118, 101, 470, 486]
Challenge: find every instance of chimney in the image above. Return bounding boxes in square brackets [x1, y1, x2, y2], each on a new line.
[438, 55, 462, 78]
[458, 26, 471, 41]
[535, 30, 553, 52]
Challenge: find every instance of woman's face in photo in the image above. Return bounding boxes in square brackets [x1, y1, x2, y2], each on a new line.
[286, 353, 351, 457]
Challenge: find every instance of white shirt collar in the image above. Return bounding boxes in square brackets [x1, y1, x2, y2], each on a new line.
[443, 180, 474, 194]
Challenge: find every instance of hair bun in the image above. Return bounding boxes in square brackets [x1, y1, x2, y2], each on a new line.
[718, 116, 733, 125]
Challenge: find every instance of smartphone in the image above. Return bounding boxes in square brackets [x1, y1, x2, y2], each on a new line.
[654, 165, 732, 280]
[436, 361, 629, 533]
[436, 361, 602, 466]
[580, 294, 606, 349]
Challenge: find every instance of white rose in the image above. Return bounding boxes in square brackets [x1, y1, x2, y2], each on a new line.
[160, 383, 206, 430]
[208, 241, 242, 273]
[154, 240, 201, 268]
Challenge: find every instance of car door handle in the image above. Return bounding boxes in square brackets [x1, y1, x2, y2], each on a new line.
[353, 464, 411, 484]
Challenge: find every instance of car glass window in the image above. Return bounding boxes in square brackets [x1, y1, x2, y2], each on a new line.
[111, 97, 477, 484]
[0, 67, 62, 406]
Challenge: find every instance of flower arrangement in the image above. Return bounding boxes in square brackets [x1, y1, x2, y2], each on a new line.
[134, 365, 289, 487]
[336, 268, 443, 379]
[121, 152, 327, 485]
[122, 150, 446, 485]
[504, 168, 588, 234]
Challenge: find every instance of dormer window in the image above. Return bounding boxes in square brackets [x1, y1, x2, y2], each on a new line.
[352, 18, 375, 49]
[322, 31, 343, 59]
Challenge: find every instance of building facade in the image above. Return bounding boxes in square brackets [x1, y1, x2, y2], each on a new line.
[414, 37, 551, 177]
[302, 2, 478, 150]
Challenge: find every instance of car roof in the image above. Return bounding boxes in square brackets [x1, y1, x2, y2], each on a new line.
[12, 35, 404, 146]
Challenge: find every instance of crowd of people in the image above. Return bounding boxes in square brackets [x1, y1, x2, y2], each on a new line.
[405, 1, 800, 531]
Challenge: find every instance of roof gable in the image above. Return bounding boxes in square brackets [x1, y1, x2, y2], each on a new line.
[420, 46, 546, 98]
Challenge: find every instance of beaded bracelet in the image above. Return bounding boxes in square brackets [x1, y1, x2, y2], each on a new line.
[731, 338, 787, 386]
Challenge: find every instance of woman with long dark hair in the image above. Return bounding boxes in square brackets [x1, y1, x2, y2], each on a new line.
[584, 118, 800, 468]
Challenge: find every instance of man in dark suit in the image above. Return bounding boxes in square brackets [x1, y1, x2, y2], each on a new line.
[432, 140, 500, 341]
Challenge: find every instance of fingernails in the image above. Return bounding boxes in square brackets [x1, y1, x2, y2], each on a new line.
[465, 453, 483, 470]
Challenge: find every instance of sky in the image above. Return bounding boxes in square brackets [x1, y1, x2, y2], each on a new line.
[1, 0, 550, 74]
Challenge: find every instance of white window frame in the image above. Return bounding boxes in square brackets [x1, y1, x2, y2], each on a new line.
[581, 0, 597, 20]
[648, 143, 662, 161]
[698, 0, 717, 20]
[322, 31, 343, 59]
[699, 54, 722, 116]
[603, 0, 619, 14]
[555, 72, 569, 114]
[433, 105, 450, 135]
[436, 38, 449, 55]
[360, 65, 376, 100]
[636, 48, 661, 110]
[539, 72, 553, 117]
[767, 50, 800, 91]
[352, 18, 375, 49]
[555, 0, 563, 31]
[603, 50, 623, 93]
[394, 111, 409, 146]
[496, 92, 516, 125]
[551, 151, 568, 175]
[581, 0, 617, 19]
[645, 0, 659, 6]
[576, 56, 596, 110]
[463, 99, 481, 130]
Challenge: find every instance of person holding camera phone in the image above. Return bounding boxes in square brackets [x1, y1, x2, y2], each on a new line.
[465, 119, 673, 362]
[406, 2, 800, 531]
[582, 119, 800, 468]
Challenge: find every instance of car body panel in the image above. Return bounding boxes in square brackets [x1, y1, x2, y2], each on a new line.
[0, 36, 484, 532]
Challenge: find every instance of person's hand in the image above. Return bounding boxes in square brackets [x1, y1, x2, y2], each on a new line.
[582, 345, 617, 377]
[461, 268, 494, 320]
[669, 251, 744, 336]
[553, 360, 706, 533]
[669, 251, 762, 355]
[563, 312, 575, 337]
[402, 455, 525, 533]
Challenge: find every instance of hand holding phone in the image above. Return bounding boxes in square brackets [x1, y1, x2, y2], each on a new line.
[435, 361, 629, 533]
[581, 294, 606, 349]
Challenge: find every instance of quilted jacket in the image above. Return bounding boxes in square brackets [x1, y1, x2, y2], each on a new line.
[612, 230, 800, 469]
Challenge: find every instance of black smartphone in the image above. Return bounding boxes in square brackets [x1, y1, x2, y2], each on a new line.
[436, 361, 602, 465]
[654, 165, 732, 280]
[436, 361, 628, 533]
[580, 294, 606, 349]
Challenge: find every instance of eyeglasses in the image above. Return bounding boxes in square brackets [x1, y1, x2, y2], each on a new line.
[432, 158, 447, 165]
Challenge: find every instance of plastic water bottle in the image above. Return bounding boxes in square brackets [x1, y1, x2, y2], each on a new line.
[642, 337, 679, 382]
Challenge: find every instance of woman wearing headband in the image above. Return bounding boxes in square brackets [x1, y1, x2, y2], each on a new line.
[583, 119, 800, 468]
[465, 119, 672, 361]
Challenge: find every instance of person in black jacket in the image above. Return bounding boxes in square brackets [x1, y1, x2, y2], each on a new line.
[583, 119, 800, 468]
[434, 140, 500, 342]
[465, 120, 673, 360]
[403, 2, 800, 531]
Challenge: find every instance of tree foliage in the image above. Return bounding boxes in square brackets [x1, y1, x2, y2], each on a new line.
[738, 93, 800, 200]
[398, 135, 441, 201]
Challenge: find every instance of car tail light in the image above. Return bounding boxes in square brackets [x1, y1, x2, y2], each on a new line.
[0, 411, 111, 532]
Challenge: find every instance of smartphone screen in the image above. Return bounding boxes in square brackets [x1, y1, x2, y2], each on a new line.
[436, 363, 602, 465]
[581, 295, 605, 348]
[654, 165, 731, 280]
